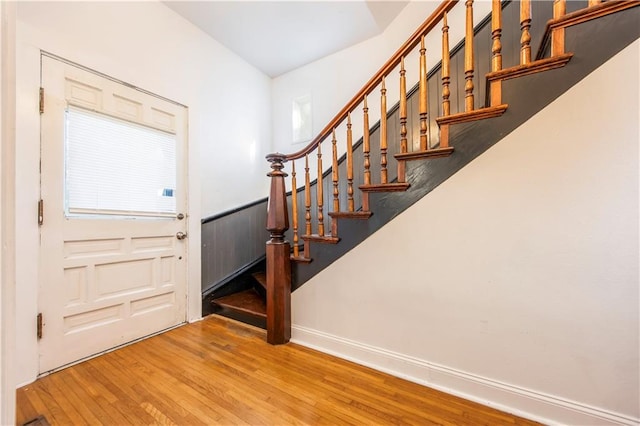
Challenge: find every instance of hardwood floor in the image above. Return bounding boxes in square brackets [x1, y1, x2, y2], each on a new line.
[17, 315, 540, 425]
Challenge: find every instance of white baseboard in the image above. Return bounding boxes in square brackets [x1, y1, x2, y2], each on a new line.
[292, 325, 639, 426]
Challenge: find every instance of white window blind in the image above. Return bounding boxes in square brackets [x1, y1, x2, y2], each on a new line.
[65, 106, 177, 217]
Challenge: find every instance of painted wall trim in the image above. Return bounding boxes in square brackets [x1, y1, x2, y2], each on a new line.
[292, 326, 639, 426]
[0, 1, 17, 423]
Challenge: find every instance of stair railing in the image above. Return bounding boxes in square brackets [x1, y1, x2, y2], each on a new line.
[265, 0, 638, 344]
[265, 0, 458, 344]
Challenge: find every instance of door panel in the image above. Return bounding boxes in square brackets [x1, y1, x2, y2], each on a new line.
[39, 56, 188, 373]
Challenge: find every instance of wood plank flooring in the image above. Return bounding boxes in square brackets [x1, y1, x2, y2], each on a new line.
[17, 315, 541, 425]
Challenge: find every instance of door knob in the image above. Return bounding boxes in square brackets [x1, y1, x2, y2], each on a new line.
[176, 231, 187, 240]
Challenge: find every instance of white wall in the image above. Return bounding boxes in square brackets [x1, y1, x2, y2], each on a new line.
[291, 41, 639, 425]
[271, 0, 491, 155]
[15, 1, 271, 386]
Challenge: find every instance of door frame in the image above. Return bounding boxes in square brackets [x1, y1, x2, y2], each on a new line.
[0, 1, 17, 423]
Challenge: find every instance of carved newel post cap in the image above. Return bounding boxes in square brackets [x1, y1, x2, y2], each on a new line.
[266, 153, 287, 163]
[266, 153, 288, 177]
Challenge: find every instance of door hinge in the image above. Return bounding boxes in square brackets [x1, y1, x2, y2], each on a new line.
[38, 199, 44, 226]
[37, 313, 43, 339]
[39, 87, 44, 114]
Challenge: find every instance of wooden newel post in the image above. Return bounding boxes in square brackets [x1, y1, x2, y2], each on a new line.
[265, 153, 291, 345]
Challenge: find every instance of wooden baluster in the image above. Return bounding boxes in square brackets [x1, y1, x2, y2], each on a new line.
[290, 161, 299, 258]
[442, 13, 451, 117]
[554, 0, 566, 19]
[380, 78, 388, 184]
[316, 142, 325, 236]
[551, 0, 566, 56]
[265, 153, 291, 344]
[304, 154, 311, 236]
[520, 0, 532, 65]
[419, 36, 429, 151]
[363, 96, 371, 185]
[464, 0, 475, 112]
[398, 57, 407, 182]
[346, 113, 354, 212]
[588, 0, 601, 7]
[331, 129, 339, 212]
[399, 57, 407, 154]
[488, 0, 503, 106]
[491, 0, 502, 72]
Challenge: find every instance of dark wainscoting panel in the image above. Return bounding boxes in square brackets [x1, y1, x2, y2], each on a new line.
[201, 199, 269, 294]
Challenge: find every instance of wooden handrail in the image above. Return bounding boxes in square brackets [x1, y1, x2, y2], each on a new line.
[280, 0, 459, 162]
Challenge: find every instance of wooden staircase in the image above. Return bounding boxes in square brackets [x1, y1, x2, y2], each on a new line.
[210, 271, 267, 328]
[209, 0, 640, 343]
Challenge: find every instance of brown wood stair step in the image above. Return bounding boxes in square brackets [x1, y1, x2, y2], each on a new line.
[395, 147, 454, 161]
[290, 243, 312, 263]
[302, 234, 340, 244]
[359, 182, 411, 192]
[328, 211, 373, 219]
[293, 235, 340, 267]
[291, 253, 312, 263]
[327, 210, 374, 241]
[251, 271, 267, 290]
[487, 54, 573, 83]
[436, 104, 508, 127]
[212, 289, 266, 320]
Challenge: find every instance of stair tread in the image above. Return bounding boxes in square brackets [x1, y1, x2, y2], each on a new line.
[252, 271, 267, 289]
[436, 104, 508, 126]
[359, 182, 411, 192]
[302, 234, 340, 244]
[486, 54, 573, 82]
[291, 254, 313, 263]
[212, 289, 266, 318]
[328, 211, 373, 219]
[395, 147, 454, 161]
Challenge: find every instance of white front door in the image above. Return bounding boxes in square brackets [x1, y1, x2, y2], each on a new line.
[38, 55, 188, 374]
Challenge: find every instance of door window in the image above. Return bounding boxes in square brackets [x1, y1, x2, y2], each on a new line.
[65, 106, 177, 218]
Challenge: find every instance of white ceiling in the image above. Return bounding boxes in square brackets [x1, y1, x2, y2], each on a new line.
[164, 1, 409, 77]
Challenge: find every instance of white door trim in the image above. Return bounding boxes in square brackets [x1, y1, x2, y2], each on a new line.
[41, 51, 188, 110]
[0, 1, 17, 424]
